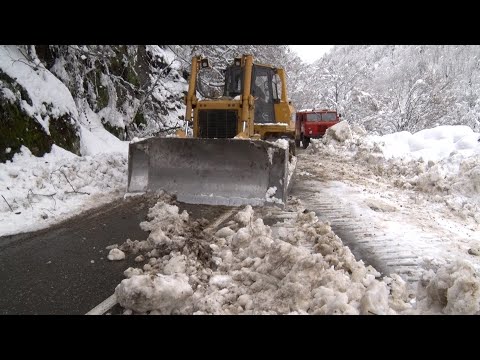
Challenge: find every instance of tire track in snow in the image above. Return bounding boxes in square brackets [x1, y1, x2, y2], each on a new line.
[288, 150, 480, 285]
[290, 178, 432, 284]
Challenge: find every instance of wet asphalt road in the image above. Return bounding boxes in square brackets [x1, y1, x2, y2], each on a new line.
[0, 195, 158, 315]
[0, 194, 229, 315]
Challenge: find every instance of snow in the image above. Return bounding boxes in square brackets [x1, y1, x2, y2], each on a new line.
[209, 275, 233, 289]
[0, 145, 127, 236]
[265, 186, 283, 204]
[110, 125, 480, 314]
[0, 45, 78, 134]
[376, 125, 479, 162]
[115, 273, 193, 314]
[1, 87, 16, 103]
[107, 248, 125, 261]
[114, 199, 417, 314]
[324, 120, 352, 143]
[215, 226, 235, 238]
[259, 123, 288, 127]
[267, 147, 274, 164]
[287, 155, 297, 188]
[314, 122, 480, 219]
[416, 259, 480, 314]
[3, 51, 480, 315]
[270, 138, 289, 149]
[234, 205, 254, 225]
[79, 125, 128, 156]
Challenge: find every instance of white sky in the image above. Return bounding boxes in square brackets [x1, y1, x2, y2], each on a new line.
[289, 45, 334, 63]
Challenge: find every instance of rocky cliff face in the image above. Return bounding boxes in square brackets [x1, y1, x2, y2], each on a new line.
[0, 45, 187, 162]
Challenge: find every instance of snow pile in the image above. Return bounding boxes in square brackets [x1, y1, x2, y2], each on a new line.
[116, 273, 193, 314]
[0, 146, 127, 236]
[380, 126, 479, 162]
[138, 199, 190, 247]
[311, 123, 480, 222]
[114, 200, 416, 315]
[324, 121, 353, 143]
[416, 259, 480, 314]
[108, 248, 126, 261]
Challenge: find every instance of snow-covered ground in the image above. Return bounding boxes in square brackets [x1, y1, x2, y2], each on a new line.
[0, 139, 128, 236]
[112, 195, 414, 314]
[109, 122, 480, 315]
[316, 121, 480, 230]
[2, 119, 480, 313]
[111, 193, 480, 315]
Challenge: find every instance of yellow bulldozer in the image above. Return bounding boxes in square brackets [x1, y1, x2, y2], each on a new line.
[127, 54, 296, 207]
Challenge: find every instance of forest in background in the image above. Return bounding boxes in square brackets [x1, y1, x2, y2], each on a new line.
[2, 45, 480, 161]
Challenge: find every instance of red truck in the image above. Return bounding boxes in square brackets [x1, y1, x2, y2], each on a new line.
[295, 109, 341, 148]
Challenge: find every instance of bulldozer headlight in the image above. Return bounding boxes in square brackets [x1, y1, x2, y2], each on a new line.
[201, 58, 210, 68]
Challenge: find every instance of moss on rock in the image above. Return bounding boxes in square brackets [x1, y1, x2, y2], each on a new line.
[49, 114, 81, 155]
[134, 112, 146, 127]
[0, 101, 52, 162]
[0, 69, 80, 162]
[102, 118, 125, 140]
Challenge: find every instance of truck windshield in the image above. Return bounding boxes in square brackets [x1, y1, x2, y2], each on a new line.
[306, 112, 337, 121]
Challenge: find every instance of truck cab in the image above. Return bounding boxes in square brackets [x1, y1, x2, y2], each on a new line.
[295, 109, 340, 148]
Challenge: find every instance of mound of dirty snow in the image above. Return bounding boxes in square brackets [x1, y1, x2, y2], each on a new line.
[114, 200, 417, 315]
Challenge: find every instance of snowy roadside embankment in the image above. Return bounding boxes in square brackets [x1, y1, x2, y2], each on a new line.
[0, 145, 127, 236]
[113, 195, 420, 315]
[312, 122, 480, 224]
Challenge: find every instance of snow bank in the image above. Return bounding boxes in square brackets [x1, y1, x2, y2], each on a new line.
[0, 145, 127, 236]
[380, 125, 479, 162]
[114, 200, 416, 315]
[324, 121, 353, 143]
[311, 123, 480, 223]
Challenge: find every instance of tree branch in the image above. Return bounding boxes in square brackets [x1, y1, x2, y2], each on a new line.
[1, 195, 13, 212]
[51, 167, 90, 195]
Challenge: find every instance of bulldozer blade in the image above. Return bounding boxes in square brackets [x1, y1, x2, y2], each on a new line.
[127, 138, 291, 207]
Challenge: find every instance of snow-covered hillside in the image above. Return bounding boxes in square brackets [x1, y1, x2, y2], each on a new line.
[0, 45, 187, 163]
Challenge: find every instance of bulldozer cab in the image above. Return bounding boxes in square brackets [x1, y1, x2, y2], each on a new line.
[223, 62, 279, 124]
[252, 65, 276, 123]
[223, 65, 242, 98]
